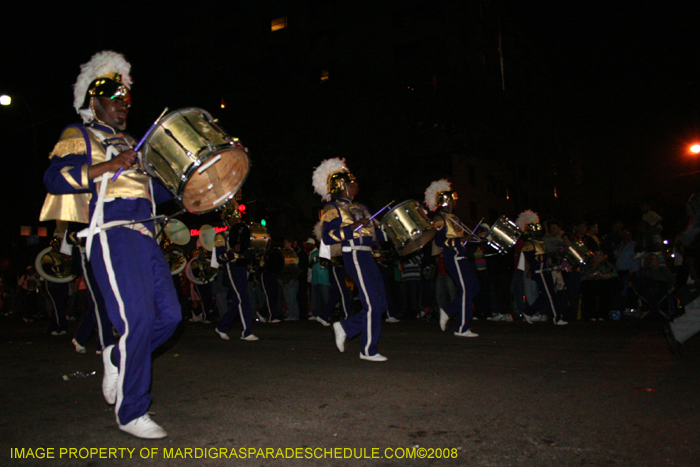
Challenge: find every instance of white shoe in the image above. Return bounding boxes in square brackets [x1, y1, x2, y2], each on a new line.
[523, 313, 534, 324]
[333, 322, 346, 352]
[360, 352, 388, 362]
[502, 314, 514, 322]
[270, 319, 281, 323]
[215, 329, 230, 340]
[439, 309, 449, 331]
[316, 317, 331, 327]
[555, 319, 568, 326]
[308, 315, 317, 321]
[385, 317, 400, 323]
[119, 414, 167, 439]
[454, 329, 479, 337]
[241, 334, 259, 341]
[256, 312, 267, 323]
[102, 345, 118, 405]
[72, 338, 86, 354]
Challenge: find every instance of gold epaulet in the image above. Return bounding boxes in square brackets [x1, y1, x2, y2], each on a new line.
[322, 203, 340, 223]
[49, 127, 86, 159]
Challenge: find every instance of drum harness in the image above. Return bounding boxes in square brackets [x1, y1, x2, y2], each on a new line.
[78, 127, 160, 259]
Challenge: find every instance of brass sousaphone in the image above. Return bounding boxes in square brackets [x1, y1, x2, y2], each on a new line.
[186, 224, 219, 285]
[35, 236, 76, 283]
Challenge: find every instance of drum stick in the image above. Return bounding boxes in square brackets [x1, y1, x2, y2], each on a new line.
[111, 107, 169, 182]
[354, 200, 395, 232]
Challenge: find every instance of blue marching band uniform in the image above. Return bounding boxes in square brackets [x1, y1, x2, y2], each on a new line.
[424, 179, 479, 338]
[322, 198, 388, 359]
[42, 51, 180, 439]
[313, 157, 389, 361]
[213, 216, 258, 341]
[433, 208, 480, 335]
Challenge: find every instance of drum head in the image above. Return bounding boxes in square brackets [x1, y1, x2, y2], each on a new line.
[181, 147, 250, 214]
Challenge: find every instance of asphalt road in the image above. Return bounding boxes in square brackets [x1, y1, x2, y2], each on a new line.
[1, 315, 698, 467]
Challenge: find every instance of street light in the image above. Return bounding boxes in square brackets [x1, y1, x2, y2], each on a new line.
[691, 144, 700, 155]
[0, 94, 11, 106]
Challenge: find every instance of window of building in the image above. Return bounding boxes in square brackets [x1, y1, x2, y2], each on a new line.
[320, 69, 329, 82]
[271, 16, 288, 32]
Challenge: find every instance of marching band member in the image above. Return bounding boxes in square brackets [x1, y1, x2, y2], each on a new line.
[516, 210, 568, 325]
[313, 158, 388, 361]
[425, 179, 480, 337]
[42, 51, 181, 438]
[213, 202, 259, 341]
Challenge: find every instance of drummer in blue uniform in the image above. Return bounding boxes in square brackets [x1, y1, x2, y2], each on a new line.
[313, 158, 389, 362]
[213, 201, 259, 341]
[425, 179, 480, 338]
[42, 51, 181, 439]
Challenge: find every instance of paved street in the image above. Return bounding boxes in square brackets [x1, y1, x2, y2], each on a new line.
[1, 315, 698, 466]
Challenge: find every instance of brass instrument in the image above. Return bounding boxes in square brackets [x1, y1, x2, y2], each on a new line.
[35, 236, 76, 283]
[161, 219, 190, 275]
[162, 239, 187, 275]
[186, 247, 218, 285]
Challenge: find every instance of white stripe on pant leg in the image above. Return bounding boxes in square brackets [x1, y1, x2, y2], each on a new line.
[333, 267, 349, 319]
[99, 230, 130, 422]
[537, 269, 559, 320]
[81, 250, 106, 349]
[261, 274, 272, 319]
[352, 251, 373, 356]
[226, 266, 247, 336]
[455, 257, 467, 332]
[45, 285, 60, 327]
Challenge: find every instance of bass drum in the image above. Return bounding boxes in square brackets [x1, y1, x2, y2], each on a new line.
[381, 200, 436, 256]
[141, 108, 250, 214]
[263, 248, 299, 279]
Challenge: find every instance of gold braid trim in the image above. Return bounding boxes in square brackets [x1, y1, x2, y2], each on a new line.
[49, 137, 87, 159]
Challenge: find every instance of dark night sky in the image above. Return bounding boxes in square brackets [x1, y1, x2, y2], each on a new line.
[1, 2, 699, 263]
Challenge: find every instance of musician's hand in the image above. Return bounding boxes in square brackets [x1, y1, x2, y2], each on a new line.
[88, 150, 138, 180]
[351, 218, 370, 231]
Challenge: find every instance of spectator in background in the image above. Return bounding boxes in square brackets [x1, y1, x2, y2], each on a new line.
[542, 220, 564, 253]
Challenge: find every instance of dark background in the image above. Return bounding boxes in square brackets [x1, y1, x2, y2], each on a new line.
[1, 1, 698, 271]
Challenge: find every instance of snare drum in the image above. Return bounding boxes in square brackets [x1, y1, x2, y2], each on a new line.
[248, 223, 270, 256]
[141, 108, 250, 214]
[263, 248, 299, 279]
[563, 241, 593, 268]
[381, 200, 436, 256]
[486, 216, 524, 254]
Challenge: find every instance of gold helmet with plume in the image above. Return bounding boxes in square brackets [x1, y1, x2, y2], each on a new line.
[312, 158, 355, 202]
[74, 51, 133, 124]
[424, 179, 456, 211]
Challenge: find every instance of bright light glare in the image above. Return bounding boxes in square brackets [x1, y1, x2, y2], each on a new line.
[691, 144, 700, 154]
[0, 95, 11, 106]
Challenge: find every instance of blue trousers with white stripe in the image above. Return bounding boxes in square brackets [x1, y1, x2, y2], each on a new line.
[443, 250, 480, 333]
[339, 250, 385, 357]
[217, 265, 254, 337]
[90, 228, 181, 426]
[320, 263, 352, 322]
